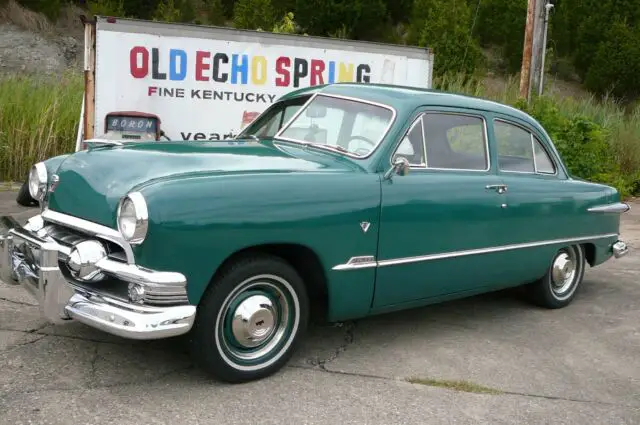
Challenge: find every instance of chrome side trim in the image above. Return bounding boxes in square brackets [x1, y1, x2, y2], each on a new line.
[332, 233, 619, 270]
[41, 209, 135, 264]
[332, 255, 376, 271]
[587, 203, 630, 214]
[377, 233, 619, 267]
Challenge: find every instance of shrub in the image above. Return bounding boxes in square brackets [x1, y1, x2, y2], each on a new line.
[232, 0, 275, 30]
[411, 0, 484, 76]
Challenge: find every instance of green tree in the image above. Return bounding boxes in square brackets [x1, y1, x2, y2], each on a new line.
[153, 0, 181, 22]
[584, 19, 640, 99]
[294, 0, 388, 40]
[233, 0, 276, 30]
[475, 0, 526, 73]
[410, 0, 483, 76]
[16, 0, 62, 20]
[120, 0, 161, 20]
[205, 0, 225, 25]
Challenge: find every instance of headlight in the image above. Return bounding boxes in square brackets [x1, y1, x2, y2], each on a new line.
[117, 192, 148, 244]
[28, 162, 48, 200]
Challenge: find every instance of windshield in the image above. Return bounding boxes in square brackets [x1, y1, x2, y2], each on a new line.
[235, 95, 312, 140]
[276, 94, 394, 158]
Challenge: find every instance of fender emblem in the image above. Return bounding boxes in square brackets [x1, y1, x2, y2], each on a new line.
[360, 222, 370, 233]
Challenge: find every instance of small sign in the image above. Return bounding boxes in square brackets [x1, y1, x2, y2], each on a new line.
[106, 115, 158, 133]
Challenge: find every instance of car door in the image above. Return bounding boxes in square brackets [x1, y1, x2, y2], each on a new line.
[489, 113, 578, 282]
[372, 107, 509, 309]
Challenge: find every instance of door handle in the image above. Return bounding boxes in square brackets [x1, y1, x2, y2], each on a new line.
[486, 184, 508, 194]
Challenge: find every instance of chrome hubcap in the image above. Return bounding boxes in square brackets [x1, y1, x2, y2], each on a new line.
[216, 275, 299, 369]
[231, 294, 277, 348]
[550, 248, 578, 296]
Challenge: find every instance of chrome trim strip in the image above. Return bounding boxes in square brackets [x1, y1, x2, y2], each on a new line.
[332, 255, 376, 271]
[587, 203, 630, 214]
[332, 233, 619, 270]
[274, 93, 397, 160]
[96, 257, 186, 286]
[41, 209, 135, 264]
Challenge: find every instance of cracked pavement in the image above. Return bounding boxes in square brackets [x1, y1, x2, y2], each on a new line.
[0, 191, 639, 424]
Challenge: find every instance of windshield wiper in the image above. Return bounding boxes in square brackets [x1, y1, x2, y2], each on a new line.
[305, 142, 350, 155]
[235, 134, 260, 141]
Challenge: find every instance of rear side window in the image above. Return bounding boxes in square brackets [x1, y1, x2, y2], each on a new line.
[494, 120, 556, 174]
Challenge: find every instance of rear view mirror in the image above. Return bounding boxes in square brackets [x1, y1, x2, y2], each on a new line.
[305, 104, 327, 118]
[383, 156, 410, 180]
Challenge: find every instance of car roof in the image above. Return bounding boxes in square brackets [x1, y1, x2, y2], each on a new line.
[278, 83, 536, 127]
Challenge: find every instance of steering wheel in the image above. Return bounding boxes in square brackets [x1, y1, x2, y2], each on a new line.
[346, 135, 376, 155]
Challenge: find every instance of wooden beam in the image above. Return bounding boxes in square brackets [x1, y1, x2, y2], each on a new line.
[519, 0, 536, 101]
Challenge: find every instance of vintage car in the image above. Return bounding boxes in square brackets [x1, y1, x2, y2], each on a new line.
[0, 83, 630, 383]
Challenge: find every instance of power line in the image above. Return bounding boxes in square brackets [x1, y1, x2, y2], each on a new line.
[462, 0, 482, 68]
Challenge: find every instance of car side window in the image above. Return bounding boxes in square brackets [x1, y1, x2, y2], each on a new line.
[494, 120, 556, 174]
[393, 116, 426, 166]
[533, 135, 556, 174]
[422, 113, 489, 170]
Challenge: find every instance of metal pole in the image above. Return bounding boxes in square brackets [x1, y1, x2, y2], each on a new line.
[519, 0, 536, 100]
[538, 1, 554, 96]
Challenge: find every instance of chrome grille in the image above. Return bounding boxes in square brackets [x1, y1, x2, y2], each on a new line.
[42, 222, 126, 262]
[41, 221, 188, 307]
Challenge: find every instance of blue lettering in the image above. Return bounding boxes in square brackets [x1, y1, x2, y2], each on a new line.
[169, 49, 187, 81]
[231, 54, 249, 85]
[328, 61, 336, 84]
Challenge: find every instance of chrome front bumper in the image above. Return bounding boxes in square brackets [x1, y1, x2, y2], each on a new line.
[0, 215, 196, 340]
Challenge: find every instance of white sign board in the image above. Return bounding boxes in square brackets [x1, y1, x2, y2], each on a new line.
[92, 18, 433, 142]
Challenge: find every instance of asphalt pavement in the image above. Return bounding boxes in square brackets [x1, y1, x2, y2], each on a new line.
[0, 189, 638, 424]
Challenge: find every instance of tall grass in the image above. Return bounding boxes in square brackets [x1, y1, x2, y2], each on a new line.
[0, 72, 83, 181]
[0, 72, 638, 196]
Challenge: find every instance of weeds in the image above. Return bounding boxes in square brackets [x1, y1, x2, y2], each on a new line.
[0, 72, 82, 181]
[407, 376, 503, 395]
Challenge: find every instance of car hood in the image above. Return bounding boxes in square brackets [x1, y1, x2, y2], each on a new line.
[46, 139, 360, 228]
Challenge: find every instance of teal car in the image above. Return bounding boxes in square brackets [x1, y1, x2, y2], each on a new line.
[0, 83, 630, 383]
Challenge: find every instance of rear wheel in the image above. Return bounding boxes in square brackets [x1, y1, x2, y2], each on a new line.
[190, 254, 309, 383]
[525, 244, 586, 309]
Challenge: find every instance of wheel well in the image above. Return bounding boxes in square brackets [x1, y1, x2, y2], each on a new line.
[211, 244, 329, 323]
[582, 243, 596, 267]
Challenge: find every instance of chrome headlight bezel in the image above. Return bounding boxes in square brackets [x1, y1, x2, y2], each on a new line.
[28, 162, 48, 200]
[117, 192, 149, 245]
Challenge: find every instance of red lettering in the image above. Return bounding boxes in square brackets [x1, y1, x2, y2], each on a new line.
[310, 59, 325, 85]
[196, 51, 211, 81]
[130, 46, 149, 78]
[148, 86, 158, 96]
[275, 57, 291, 87]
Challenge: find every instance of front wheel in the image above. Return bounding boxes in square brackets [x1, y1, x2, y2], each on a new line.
[524, 244, 586, 309]
[190, 254, 309, 383]
[16, 181, 38, 207]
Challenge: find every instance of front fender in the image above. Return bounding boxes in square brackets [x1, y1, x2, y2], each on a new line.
[43, 154, 71, 176]
[132, 171, 382, 320]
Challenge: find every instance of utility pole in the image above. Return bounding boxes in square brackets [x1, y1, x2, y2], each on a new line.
[519, 0, 536, 101]
[538, 2, 555, 95]
[530, 0, 547, 99]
